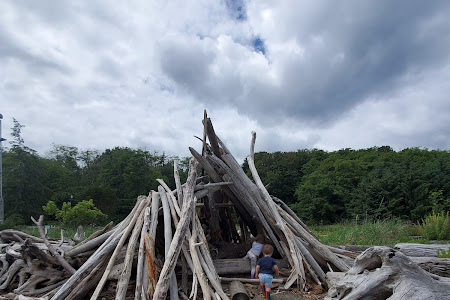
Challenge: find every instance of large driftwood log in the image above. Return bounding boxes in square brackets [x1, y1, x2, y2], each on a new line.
[212, 259, 289, 275]
[326, 246, 450, 300]
[394, 243, 450, 257]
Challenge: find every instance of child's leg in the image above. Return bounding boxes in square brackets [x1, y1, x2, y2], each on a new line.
[265, 286, 272, 300]
[250, 254, 257, 278]
[263, 275, 273, 300]
[259, 282, 266, 297]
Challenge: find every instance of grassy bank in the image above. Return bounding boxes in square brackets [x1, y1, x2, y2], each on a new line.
[310, 219, 427, 246]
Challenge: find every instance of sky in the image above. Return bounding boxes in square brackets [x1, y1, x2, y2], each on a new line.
[1, 0, 450, 163]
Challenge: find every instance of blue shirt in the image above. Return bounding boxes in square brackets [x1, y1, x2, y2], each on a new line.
[257, 256, 277, 275]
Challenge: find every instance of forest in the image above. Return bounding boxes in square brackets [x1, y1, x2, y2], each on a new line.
[2, 119, 450, 226]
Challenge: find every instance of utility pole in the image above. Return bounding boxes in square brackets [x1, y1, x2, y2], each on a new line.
[0, 113, 4, 222]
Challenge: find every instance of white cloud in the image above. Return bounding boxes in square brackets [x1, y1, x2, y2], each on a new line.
[1, 0, 450, 163]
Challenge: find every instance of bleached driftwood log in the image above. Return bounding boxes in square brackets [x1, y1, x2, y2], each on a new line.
[394, 243, 450, 257]
[326, 246, 450, 300]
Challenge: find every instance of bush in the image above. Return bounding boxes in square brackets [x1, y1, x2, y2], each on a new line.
[0, 214, 25, 230]
[417, 211, 450, 240]
[43, 199, 107, 227]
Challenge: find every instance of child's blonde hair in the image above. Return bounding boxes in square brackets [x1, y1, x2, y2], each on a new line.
[262, 244, 274, 255]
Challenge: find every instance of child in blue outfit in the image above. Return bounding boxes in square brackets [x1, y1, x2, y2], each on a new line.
[255, 244, 279, 300]
[243, 234, 265, 278]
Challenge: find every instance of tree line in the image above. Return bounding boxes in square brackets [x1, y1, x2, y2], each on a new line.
[2, 119, 450, 226]
[243, 146, 450, 224]
[2, 119, 189, 225]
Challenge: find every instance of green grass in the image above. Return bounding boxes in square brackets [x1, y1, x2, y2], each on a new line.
[311, 219, 428, 246]
[417, 211, 450, 240]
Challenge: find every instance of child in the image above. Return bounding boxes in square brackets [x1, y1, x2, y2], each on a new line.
[255, 244, 279, 300]
[243, 233, 265, 278]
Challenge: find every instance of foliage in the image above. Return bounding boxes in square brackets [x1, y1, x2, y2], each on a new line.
[3, 127, 52, 223]
[43, 200, 107, 227]
[417, 211, 450, 240]
[2, 117, 189, 224]
[311, 219, 421, 245]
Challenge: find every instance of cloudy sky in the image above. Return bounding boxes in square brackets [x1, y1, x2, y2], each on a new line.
[1, 0, 450, 163]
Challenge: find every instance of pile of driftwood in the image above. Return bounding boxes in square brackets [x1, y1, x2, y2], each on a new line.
[0, 114, 449, 300]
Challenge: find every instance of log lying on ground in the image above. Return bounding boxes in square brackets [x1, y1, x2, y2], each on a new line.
[325, 246, 450, 300]
[212, 258, 290, 275]
[394, 243, 450, 257]
[229, 281, 249, 300]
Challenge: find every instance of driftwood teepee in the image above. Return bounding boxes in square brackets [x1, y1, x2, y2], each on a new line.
[0, 113, 448, 299]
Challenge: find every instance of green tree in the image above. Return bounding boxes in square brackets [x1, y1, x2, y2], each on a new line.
[43, 199, 106, 226]
[3, 119, 51, 222]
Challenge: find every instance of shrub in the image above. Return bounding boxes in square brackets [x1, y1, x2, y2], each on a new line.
[43, 199, 107, 227]
[0, 214, 25, 230]
[417, 211, 450, 240]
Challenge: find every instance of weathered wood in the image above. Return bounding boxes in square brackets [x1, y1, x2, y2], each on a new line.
[115, 205, 147, 300]
[326, 246, 450, 300]
[229, 281, 249, 300]
[54, 196, 147, 300]
[212, 259, 289, 275]
[152, 159, 198, 300]
[135, 207, 150, 300]
[189, 147, 257, 236]
[248, 132, 317, 289]
[71, 221, 114, 250]
[90, 196, 150, 300]
[31, 215, 76, 275]
[409, 256, 450, 277]
[189, 212, 211, 300]
[394, 243, 450, 257]
[271, 196, 319, 240]
[219, 277, 284, 284]
[278, 206, 349, 272]
[207, 154, 283, 256]
[65, 260, 107, 300]
[159, 186, 179, 300]
[174, 159, 183, 208]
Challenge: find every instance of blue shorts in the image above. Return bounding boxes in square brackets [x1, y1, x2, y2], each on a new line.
[259, 273, 273, 287]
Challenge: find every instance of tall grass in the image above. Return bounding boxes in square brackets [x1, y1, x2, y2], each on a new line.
[417, 211, 450, 240]
[311, 219, 422, 245]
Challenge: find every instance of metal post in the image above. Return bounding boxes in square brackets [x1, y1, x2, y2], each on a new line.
[0, 113, 4, 222]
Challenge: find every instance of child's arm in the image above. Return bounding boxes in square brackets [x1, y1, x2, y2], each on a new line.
[255, 265, 260, 278]
[273, 264, 279, 277]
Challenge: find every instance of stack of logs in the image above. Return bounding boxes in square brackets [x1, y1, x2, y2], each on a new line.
[0, 115, 448, 299]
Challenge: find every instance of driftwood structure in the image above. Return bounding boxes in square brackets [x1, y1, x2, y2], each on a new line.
[0, 113, 448, 299]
